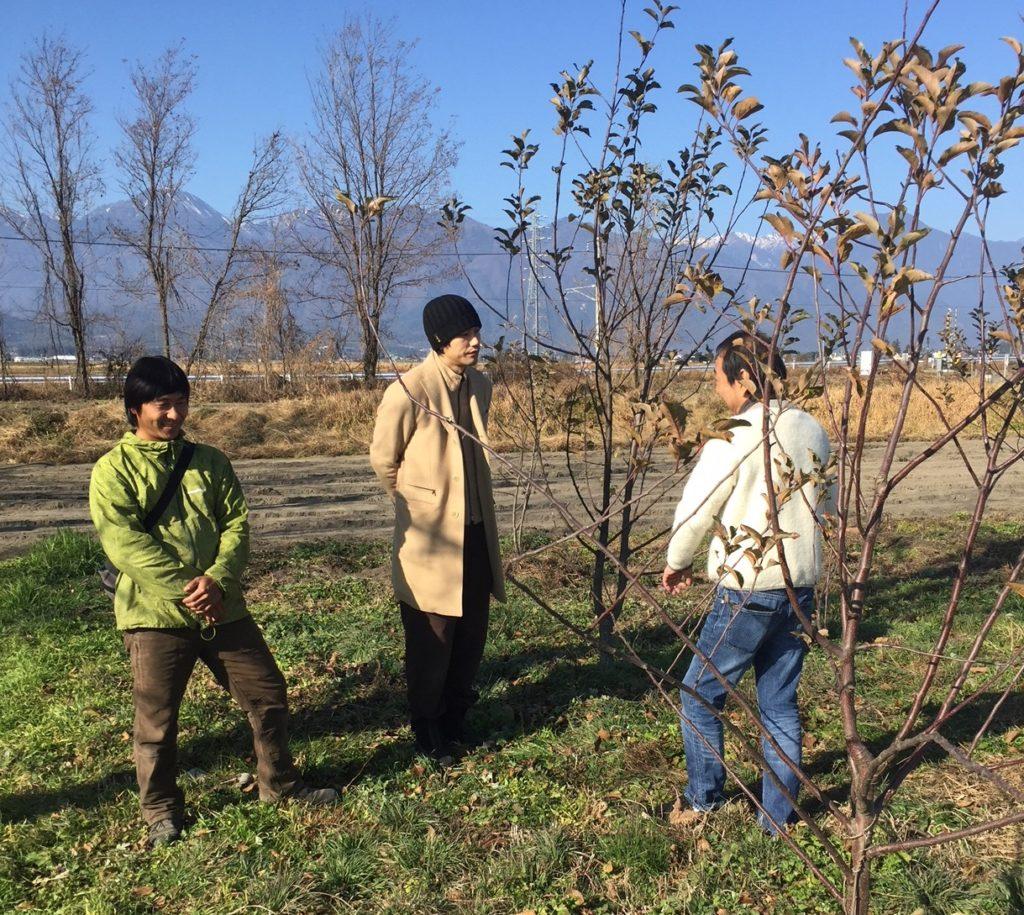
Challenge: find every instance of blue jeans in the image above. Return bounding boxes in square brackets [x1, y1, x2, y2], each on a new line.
[680, 586, 813, 834]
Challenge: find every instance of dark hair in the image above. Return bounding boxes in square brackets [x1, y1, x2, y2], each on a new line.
[124, 356, 190, 427]
[714, 332, 787, 399]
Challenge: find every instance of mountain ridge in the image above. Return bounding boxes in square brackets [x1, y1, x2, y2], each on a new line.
[1, 192, 1020, 357]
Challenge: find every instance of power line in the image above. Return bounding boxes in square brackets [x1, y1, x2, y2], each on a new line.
[0, 231, 1003, 281]
[0, 231, 497, 258]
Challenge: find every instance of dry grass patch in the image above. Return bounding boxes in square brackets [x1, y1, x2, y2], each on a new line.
[0, 370, 1014, 464]
[891, 756, 1024, 864]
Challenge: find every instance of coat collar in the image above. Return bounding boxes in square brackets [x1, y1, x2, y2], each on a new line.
[422, 352, 483, 407]
[432, 351, 465, 393]
[420, 354, 487, 446]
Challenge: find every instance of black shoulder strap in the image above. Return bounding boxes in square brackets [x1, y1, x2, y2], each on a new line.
[142, 442, 196, 532]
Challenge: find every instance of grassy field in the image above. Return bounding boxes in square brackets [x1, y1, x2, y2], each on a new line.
[0, 369, 1011, 464]
[1, 524, 1023, 914]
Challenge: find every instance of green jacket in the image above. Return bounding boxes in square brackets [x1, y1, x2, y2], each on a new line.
[89, 432, 250, 630]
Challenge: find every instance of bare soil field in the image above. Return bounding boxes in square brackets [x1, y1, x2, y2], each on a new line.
[0, 441, 1020, 558]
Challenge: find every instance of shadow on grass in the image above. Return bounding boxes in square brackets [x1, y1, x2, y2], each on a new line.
[5, 573, 1022, 829]
[0, 767, 137, 824]
[796, 689, 1024, 818]
[857, 525, 1024, 640]
[0, 636, 648, 823]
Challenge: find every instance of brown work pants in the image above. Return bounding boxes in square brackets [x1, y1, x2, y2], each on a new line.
[122, 616, 299, 826]
[400, 523, 492, 731]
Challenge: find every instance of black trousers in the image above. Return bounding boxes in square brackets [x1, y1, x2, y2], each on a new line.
[400, 523, 492, 727]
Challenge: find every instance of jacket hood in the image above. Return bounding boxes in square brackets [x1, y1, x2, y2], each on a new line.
[118, 430, 189, 455]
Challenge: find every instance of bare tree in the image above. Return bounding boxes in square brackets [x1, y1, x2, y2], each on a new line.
[1, 36, 101, 393]
[114, 44, 197, 359]
[185, 131, 288, 371]
[240, 237, 301, 393]
[0, 309, 12, 398]
[433, 5, 1024, 913]
[443, 4, 754, 646]
[297, 14, 458, 385]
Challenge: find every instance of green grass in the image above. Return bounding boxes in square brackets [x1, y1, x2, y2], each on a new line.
[1, 523, 1023, 913]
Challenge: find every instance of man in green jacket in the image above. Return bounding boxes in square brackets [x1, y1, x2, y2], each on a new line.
[89, 356, 335, 847]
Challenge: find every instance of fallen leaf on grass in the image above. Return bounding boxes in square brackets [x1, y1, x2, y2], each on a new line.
[668, 796, 702, 828]
[132, 886, 154, 897]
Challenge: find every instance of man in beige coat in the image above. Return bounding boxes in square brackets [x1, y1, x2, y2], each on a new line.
[370, 294, 505, 761]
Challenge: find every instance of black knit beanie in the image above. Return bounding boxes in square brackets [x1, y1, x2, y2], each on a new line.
[422, 294, 482, 352]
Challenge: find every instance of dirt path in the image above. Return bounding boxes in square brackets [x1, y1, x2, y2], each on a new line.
[1, 442, 1021, 559]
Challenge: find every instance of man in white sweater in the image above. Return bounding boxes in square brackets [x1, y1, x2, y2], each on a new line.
[662, 332, 830, 834]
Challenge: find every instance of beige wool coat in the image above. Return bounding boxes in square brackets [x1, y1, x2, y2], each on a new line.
[369, 354, 505, 616]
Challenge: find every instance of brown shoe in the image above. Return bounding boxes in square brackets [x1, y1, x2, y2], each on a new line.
[287, 784, 339, 806]
[148, 819, 182, 847]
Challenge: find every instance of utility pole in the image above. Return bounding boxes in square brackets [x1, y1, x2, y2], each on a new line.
[526, 215, 540, 355]
[523, 213, 553, 355]
[592, 232, 603, 353]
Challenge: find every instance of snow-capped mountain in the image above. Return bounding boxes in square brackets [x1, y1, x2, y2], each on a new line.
[0, 192, 1020, 357]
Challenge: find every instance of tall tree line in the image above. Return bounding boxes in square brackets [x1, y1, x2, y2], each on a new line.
[0, 16, 455, 389]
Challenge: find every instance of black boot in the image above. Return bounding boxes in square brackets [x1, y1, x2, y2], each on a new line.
[438, 707, 467, 746]
[411, 718, 454, 765]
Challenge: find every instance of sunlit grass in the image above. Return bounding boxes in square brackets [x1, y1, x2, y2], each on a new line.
[1, 524, 1022, 913]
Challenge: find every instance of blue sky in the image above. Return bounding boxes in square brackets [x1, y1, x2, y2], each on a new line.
[2, 0, 1022, 240]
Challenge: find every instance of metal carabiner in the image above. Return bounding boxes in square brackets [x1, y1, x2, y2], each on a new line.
[200, 624, 217, 642]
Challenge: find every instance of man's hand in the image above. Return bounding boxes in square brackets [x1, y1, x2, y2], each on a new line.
[183, 575, 223, 624]
[661, 564, 693, 595]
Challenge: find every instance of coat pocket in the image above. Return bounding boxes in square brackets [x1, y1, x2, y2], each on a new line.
[399, 480, 440, 505]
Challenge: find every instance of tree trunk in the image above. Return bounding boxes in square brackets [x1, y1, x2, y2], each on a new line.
[361, 312, 380, 387]
[0, 315, 12, 398]
[611, 407, 650, 616]
[63, 249, 90, 395]
[70, 309, 91, 396]
[591, 530, 614, 649]
[159, 286, 171, 359]
[62, 275, 91, 396]
[592, 435, 615, 656]
[844, 820, 872, 915]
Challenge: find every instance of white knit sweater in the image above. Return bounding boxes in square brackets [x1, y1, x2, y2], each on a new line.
[666, 400, 831, 590]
